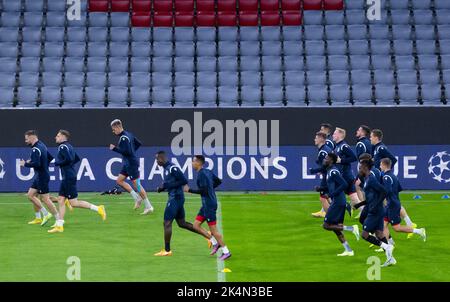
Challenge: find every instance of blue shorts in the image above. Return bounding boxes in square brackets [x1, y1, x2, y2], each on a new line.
[120, 165, 139, 180]
[385, 205, 402, 226]
[359, 205, 369, 225]
[363, 214, 385, 233]
[343, 174, 356, 195]
[196, 205, 217, 226]
[324, 200, 346, 225]
[59, 179, 78, 199]
[318, 177, 329, 198]
[31, 177, 49, 194]
[164, 198, 185, 221]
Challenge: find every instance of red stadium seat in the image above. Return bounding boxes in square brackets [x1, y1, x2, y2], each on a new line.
[111, 0, 130, 12]
[281, 0, 301, 11]
[89, 0, 109, 12]
[196, 0, 215, 12]
[324, 0, 343, 10]
[282, 11, 302, 25]
[260, 0, 279, 11]
[239, 0, 258, 12]
[175, 0, 194, 12]
[217, 12, 237, 26]
[132, 12, 151, 26]
[153, 0, 173, 12]
[239, 11, 258, 26]
[175, 12, 195, 26]
[196, 12, 216, 26]
[260, 11, 280, 26]
[153, 12, 174, 26]
[132, 0, 151, 12]
[303, 0, 322, 10]
[217, 0, 236, 12]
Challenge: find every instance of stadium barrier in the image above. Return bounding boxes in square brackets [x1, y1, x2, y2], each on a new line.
[0, 107, 449, 191]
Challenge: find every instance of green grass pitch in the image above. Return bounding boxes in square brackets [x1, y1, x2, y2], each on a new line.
[0, 191, 449, 282]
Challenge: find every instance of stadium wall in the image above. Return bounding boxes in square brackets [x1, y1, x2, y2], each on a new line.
[0, 107, 449, 192]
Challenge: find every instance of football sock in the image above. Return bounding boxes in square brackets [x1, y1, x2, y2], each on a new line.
[342, 241, 352, 252]
[35, 211, 42, 219]
[143, 198, 152, 209]
[222, 246, 230, 254]
[343, 225, 354, 231]
[41, 207, 49, 216]
[413, 229, 422, 234]
[165, 243, 171, 252]
[404, 215, 413, 226]
[210, 236, 218, 245]
[365, 234, 381, 246]
[130, 190, 140, 201]
[90, 204, 99, 212]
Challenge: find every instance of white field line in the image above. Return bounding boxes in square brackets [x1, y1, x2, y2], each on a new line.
[216, 200, 226, 282]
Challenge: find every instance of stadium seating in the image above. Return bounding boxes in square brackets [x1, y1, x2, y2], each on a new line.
[0, 0, 448, 107]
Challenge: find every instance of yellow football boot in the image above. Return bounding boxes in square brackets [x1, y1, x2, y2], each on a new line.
[98, 205, 107, 221]
[28, 218, 43, 225]
[154, 250, 173, 256]
[48, 226, 64, 233]
[311, 210, 326, 218]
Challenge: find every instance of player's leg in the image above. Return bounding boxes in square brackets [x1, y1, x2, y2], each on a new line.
[361, 220, 395, 266]
[155, 201, 177, 256]
[69, 198, 106, 220]
[48, 196, 66, 233]
[39, 193, 60, 226]
[323, 202, 360, 241]
[131, 178, 153, 214]
[332, 230, 354, 256]
[27, 188, 45, 224]
[208, 224, 231, 260]
[400, 206, 417, 239]
[116, 172, 142, 206]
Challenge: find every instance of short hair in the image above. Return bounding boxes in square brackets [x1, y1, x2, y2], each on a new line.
[359, 125, 371, 136]
[327, 152, 338, 164]
[156, 150, 166, 156]
[315, 132, 327, 140]
[24, 130, 37, 136]
[194, 155, 205, 164]
[371, 129, 383, 141]
[110, 119, 122, 127]
[320, 123, 333, 132]
[381, 158, 392, 168]
[335, 127, 346, 138]
[359, 153, 373, 162]
[58, 129, 70, 139]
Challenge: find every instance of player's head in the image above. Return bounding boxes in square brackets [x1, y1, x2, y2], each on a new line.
[192, 155, 206, 171]
[324, 153, 337, 167]
[319, 123, 333, 135]
[370, 129, 383, 145]
[358, 152, 373, 163]
[380, 158, 392, 172]
[24, 130, 38, 146]
[332, 127, 346, 143]
[358, 159, 373, 177]
[314, 132, 327, 147]
[155, 150, 167, 166]
[55, 129, 70, 144]
[110, 119, 124, 135]
[356, 125, 371, 139]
